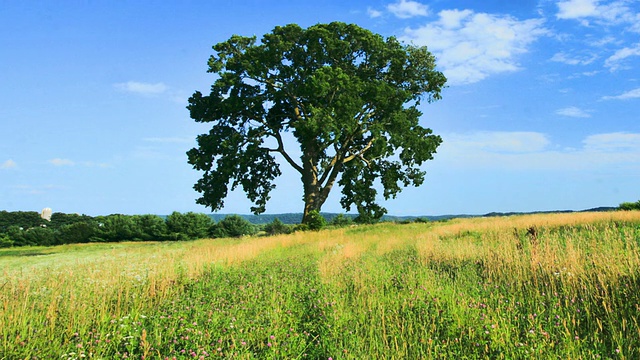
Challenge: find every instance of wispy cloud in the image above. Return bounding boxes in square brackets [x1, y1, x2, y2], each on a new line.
[114, 81, 169, 96]
[602, 87, 640, 100]
[604, 43, 640, 71]
[556, 106, 592, 118]
[1, 159, 17, 169]
[49, 158, 75, 166]
[444, 131, 550, 153]
[437, 131, 640, 171]
[583, 132, 640, 152]
[387, 0, 429, 19]
[400, 10, 548, 85]
[367, 7, 383, 18]
[556, 0, 637, 26]
[550, 51, 597, 65]
[556, 0, 598, 20]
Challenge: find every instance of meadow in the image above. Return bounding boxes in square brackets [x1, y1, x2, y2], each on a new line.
[2, 211, 640, 359]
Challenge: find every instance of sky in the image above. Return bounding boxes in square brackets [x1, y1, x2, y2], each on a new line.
[1, 0, 639, 217]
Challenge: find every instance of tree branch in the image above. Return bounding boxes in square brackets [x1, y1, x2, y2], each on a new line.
[274, 132, 303, 174]
[343, 137, 375, 164]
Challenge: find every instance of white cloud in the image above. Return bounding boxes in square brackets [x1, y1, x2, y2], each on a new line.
[367, 7, 383, 18]
[387, 0, 429, 19]
[602, 87, 640, 100]
[1, 159, 17, 169]
[604, 43, 640, 71]
[114, 81, 169, 96]
[401, 10, 547, 85]
[556, 0, 598, 19]
[550, 51, 597, 65]
[583, 132, 640, 152]
[555, 106, 592, 118]
[444, 131, 550, 153]
[49, 158, 75, 166]
[437, 131, 640, 171]
[556, 0, 639, 27]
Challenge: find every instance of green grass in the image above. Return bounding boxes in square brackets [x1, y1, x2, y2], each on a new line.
[2, 211, 640, 359]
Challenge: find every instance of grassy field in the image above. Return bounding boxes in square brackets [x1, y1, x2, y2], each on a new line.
[2, 211, 640, 359]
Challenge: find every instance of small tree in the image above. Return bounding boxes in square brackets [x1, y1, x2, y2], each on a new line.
[330, 213, 353, 227]
[264, 218, 291, 236]
[305, 210, 326, 231]
[166, 212, 213, 240]
[619, 200, 640, 211]
[211, 215, 256, 238]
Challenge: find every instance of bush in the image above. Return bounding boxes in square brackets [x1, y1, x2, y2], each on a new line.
[166, 212, 213, 240]
[0, 233, 14, 248]
[305, 210, 326, 231]
[264, 218, 291, 236]
[57, 222, 98, 244]
[330, 214, 352, 227]
[619, 200, 640, 211]
[212, 215, 256, 238]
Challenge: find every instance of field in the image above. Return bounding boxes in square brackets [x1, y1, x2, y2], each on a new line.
[2, 211, 640, 359]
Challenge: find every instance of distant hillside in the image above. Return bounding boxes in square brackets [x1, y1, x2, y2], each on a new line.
[205, 207, 617, 224]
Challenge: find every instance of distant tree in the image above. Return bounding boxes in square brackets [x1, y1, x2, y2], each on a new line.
[97, 214, 137, 242]
[619, 200, 640, 211]
[211, 215, 256, 238]
[57, 222, 98, 244]
[133, 214, 169, 241]
[0, 211, 44, 232]
[166, 212, 213, 240]
[49, 212, 94, 230]
[330, 213, 353, 227]
[187, 22, 445, 224]
[263, 218, 291, 236]
[0, 233, 13, 248]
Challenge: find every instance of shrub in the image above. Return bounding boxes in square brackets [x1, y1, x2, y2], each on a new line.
[166, 212, 213, 240]
[305, 210, 326, 231]
[212, 215, 256, 238]
[619, 200, 640, 211]
[264, 218, 291, 236]
[0, 233, 14, 248]
[330, 214, 352, 227]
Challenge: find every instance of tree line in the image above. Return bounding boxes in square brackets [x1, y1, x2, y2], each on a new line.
[0, 210, 361, 248]
[0, 211, 286, 248]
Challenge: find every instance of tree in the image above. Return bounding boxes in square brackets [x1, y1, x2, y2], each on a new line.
[187, 22, 446, 224]
[211, 215, 256, 238]
[619, 200, 640, 211]
[166, 212, 213, 240]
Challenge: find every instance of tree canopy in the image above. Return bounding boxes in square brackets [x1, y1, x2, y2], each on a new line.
[187, 22, 446, 223]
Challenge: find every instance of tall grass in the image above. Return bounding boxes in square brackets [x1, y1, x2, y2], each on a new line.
[1, 211, 639, 358]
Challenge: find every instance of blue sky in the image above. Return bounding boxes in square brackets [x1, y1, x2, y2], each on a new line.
[1, 0, 639, 217]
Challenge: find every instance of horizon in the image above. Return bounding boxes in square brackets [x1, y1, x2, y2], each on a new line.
[1, 0, 639, 217]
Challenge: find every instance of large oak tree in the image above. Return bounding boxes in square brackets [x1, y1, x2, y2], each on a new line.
[187, 22, 446, 223]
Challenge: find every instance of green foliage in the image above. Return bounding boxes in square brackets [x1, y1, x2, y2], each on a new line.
[49, 212, 94, 230]
[619, 200, 640, 210]
[132, 214, 169, 241]
[58, 222, 98, 244]
[0, 232, 13, 248]
[187, 22, 445, 224]
[330, 213, 353, 227]
[0, 210, 44, 232]
[166, 212, 213, 240]
[304, 210, 326, 231]
[211, 215, 257, 238]
[263, 217, 292, 236]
